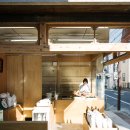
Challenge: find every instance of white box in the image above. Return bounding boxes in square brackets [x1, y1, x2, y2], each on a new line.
[0, 110, 3, 121]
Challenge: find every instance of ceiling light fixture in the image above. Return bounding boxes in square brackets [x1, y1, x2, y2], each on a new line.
[52, 27, 91, 29]
[0, 27, 35, 29]
[11, 39, 37, 42]
[98, 27, 109, 29]
[54, 39, 94, 42]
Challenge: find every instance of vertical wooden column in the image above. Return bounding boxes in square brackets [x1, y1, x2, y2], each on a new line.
[38, 23, 49, 49]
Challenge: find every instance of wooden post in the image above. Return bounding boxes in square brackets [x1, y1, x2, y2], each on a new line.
[38, 23, 49, 50]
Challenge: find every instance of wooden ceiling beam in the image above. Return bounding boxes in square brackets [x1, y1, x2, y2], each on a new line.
[0, 43, 130, 54]
[0, 44, 43, 54]
[42, 55, 91, 62]
[1, 13, 130, 23]
[103, 52, 130, 66]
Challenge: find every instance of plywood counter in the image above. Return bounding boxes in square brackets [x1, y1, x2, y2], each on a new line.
[54, 97, 104, 124]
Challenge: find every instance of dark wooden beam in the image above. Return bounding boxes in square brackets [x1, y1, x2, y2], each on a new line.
[103, 52, 130, 66]
[38, 23, 49, 47]
[0, 13, 130, 23]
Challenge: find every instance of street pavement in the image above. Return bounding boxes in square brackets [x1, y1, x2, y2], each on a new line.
[105, 89, 130, 115]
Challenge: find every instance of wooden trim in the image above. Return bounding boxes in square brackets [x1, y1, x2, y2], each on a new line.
[0, 2, 130, 6]
[38, 23, 49, 47]
[0, 44, 42, 54]
[47, 22, 130, 28]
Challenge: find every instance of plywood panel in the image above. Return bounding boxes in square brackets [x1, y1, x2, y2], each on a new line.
[7, 55, 23, 105]
[24, 55, 42, 117]
[0, 54, 7, 93]
[64, 98, 104, 124]
[54, 100, 73, 123]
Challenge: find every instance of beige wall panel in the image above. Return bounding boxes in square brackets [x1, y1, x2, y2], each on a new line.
[60, 66, 91, 87]
[64, 98, 104, 124]
[7, 55, 23, 105]
[60, 66, 91, 77]
[0, 54, 7, 93]
[42, 66, 57, 77]
[24, 55, 42, 111]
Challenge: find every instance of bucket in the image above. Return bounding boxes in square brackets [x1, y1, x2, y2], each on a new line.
[46, 93, 52, 99]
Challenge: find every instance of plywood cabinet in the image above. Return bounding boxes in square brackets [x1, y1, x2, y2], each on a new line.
[6, 55, 42, 119]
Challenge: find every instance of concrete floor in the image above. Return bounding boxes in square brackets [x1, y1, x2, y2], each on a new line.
[105, 111, 130, 130]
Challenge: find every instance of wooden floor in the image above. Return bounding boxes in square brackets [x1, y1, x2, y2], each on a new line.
[56, 123, 83, 130]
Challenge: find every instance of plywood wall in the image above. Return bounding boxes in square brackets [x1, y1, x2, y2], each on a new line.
[3, 55, 42, 118]
[7, 55, 23, 105]
[42, 62, 91, 97]
[24, 55, 42, 117]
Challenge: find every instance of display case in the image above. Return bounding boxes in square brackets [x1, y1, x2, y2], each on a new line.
[32, 107, 50, 121]
[32, 105, 55, 130]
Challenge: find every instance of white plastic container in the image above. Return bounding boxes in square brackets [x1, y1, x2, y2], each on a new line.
[0, 110, 3, 121]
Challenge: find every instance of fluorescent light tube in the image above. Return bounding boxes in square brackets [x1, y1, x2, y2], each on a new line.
[56, 39, 94, 42]
[11, 39, 37, 42]
[52, 27, 91, 29]
[0, 27, 35, 29]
